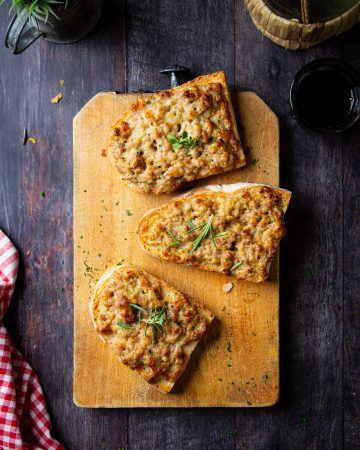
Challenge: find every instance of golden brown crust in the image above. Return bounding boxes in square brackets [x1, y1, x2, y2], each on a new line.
[90, 264, 214, 393]
[108, 71, 245, 194]
[136, 183, 291, 282]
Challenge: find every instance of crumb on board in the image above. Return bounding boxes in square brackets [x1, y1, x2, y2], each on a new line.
[101, 149, 107, 157]
[51, 93, 63, 104]
[25, 250, 31, 256]
[222, 282, 233, 293]
[29, 137, 37, 144]
[59, 80, 64, 86]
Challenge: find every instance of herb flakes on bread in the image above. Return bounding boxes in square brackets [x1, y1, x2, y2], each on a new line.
[108, 71, 245, 194]
[90, 264, 214, 393]
[136, 183, 291, 282]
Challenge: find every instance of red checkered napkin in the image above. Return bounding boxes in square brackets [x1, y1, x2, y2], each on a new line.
[0, 230, 64, 450]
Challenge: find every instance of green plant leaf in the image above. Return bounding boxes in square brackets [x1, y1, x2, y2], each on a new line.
[4, 0, 67, 22]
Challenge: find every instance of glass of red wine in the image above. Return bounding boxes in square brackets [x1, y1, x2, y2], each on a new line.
[290, 58, 360, 133]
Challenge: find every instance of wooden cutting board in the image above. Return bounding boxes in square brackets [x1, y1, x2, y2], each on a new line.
[73, 91, 279, 407]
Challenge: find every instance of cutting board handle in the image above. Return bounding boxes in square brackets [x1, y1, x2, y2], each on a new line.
[160, 65, 190, 88]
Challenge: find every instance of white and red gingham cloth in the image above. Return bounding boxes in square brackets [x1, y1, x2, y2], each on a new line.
[0, 230, 64, 450]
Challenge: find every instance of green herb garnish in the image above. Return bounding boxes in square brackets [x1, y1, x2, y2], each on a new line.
[165, 228, 180, 247]
[226, 342, 231, 353]
[128, 304, 167, 343]
[251, 158, 259, 166]
[146, 100, 151, 105]
[130, 303, 147, 324]
[186, 214, 227, 253]
[185, 222, 207, 234]
[117, 322, 133, 329]
[142, 306, 166, 344]
[130, 303, 147, 313]
[125, 209, 132, 216]
[209, 223, 228, 250]
[167, 131, 197, 154]
[188, 214, 214, 254]
[40, 191, 46, 198]
[230, 260, 243, 272]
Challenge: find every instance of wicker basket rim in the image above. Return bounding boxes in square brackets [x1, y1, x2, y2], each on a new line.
[245, 0, 360, 49]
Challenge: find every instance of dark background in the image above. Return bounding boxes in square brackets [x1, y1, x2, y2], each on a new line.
[0, 1, 359, 449]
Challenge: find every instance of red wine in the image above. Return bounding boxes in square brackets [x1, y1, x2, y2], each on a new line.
[295, 70, 354, 128]
[290, 59, 360, 132]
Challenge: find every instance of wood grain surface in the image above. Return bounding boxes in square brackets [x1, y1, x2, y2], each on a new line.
[0, 0, 359, 448]
[73, 91, 280, 408]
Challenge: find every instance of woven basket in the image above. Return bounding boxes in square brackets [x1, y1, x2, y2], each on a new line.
[245, 0, 360, 50]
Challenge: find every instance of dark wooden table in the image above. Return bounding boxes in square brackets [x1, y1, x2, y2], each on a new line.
[0, 1, 359, 449]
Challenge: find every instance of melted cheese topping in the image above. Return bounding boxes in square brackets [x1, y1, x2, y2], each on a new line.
[137, 186, 288, 282]
[108, 75, 244, 194]
[91, 266, 212, 390]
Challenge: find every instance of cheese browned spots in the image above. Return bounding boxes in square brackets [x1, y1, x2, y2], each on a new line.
[136, 184, 291, 282]
[90, 265, 213, 392]
[108, 72, 245, 194]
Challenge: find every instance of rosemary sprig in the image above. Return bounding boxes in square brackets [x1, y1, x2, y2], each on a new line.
[118, 305, 167, 344]
[187, 215, 228, 253]
[210, 227, 228, 249]
[165, 228, 180, 247]
[185, 222, 207, 234]
[188, 214, 214, 254]
[230, 260, 244, 272]
[212, 232, 228, 238]
[142, 306, 166, 344]
[130, 303, 147, 324]
[130, 303, 147, 313]
[167, 131, 197, 154]
[117, 322, 133, 329]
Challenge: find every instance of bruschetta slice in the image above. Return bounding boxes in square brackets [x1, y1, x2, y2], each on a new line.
[108, 71, 245, 194]
[136, 183, 291, 282]
[90, 264, 214, 392]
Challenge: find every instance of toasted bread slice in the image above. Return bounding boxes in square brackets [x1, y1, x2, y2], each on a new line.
[90, 264, 214, 393]
[108, 71, 245, 194]
[136, 183, 291, 282]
